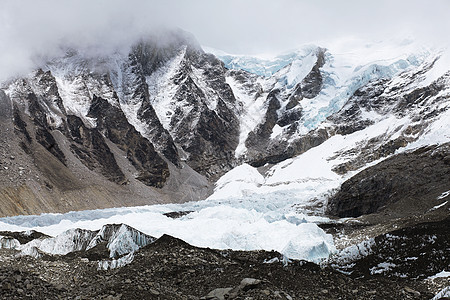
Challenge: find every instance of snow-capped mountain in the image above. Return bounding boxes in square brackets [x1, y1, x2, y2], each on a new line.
[0, 29, 449, 218]
[0, 29, 449, 299]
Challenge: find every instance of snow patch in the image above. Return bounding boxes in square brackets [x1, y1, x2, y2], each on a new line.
[428, 270, 450, 280]
[437, 191, 450, 200]
[147, 46, 187, 131]
[209, 164, 264, 200]
[370, 262, 397, 275]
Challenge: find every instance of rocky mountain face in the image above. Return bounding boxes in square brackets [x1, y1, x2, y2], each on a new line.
[1, 29, 449, 300]
[1, 29, 449, 217]
[328, 143, 450, 218]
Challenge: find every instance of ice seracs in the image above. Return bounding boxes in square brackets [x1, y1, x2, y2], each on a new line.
[17, 224, 155, 259]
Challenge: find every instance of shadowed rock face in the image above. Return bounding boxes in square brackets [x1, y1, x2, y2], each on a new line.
[136, 37, 240, 180]
[328, 143, 450, 218]
[88, 96, 169, 188]
[124, 50, 182, 168]
[301, 48, 326, 99]
[67, 115, 127, 185]
[27, 93, 67, 166]
[0, 90, 12, 116]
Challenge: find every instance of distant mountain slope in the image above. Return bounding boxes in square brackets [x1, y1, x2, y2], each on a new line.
[1, 29, 449, 216]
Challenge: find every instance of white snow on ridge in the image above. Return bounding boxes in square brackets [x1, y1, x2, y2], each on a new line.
[428, 270, 450, 279]
[147, 46, 187, 131]
[296, 47, 432, 134]
[226, 75, 269, 157]
[48, 54, 119, 109]
[204, 46, 316, 78]
[223, 39, 438, 148]
[274, 50, 317, 89]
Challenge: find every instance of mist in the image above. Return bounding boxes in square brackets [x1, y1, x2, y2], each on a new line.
[1, 0, 449, 81]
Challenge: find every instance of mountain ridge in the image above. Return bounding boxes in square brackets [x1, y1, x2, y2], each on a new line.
[0, 29, 449, 217]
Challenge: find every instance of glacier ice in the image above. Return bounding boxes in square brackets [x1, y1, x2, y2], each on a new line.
[205, 47, 312, 78]
[0, 192, 338, 262]
[98, 252, 135, 270]
[0, 236, 20, 250]
[17, 224, 155, 259]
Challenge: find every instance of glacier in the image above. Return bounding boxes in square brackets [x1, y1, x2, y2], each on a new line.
[1, 39, 449, 267]
[1, 71, 449, 263]
[203, 46, 317, 78]
[11, 224, 156, 259]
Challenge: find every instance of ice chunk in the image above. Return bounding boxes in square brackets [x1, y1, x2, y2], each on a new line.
[208, 164, 264, 200]
[0, 236, 20, 250]
[98, 252, 134, 270]
[280, 223, 335, 262]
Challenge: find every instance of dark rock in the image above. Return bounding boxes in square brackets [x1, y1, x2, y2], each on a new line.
[245, 89, 282, 160]
[164, 49, 240, 180]
[34, 69, 67, 115]
[12, 106, 32, 144]
[332, 217, 450, 280]
[238, 278, 261, 291]
[88, 95, 169, 187]
[163, 211, 193, 219]
[123, 50, 182, 167]
[35, 127, 66, 166]
[67, 115, 127, 185]
[248, 127, 330, 167]
[285, 83, 302, 109]
[137, 100, 181, 167]
[328, 143, 450, 217]
[0, 90, 12, 119]
[26, 92, 67, 165]
[301, 48, 326, 99]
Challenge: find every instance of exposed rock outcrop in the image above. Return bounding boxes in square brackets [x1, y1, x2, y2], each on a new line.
[328, 143, 450, 218]
[88, 95, 169, 187]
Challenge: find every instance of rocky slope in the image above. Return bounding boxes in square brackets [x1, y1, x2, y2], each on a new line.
[1, 30, 449, 216]
[328, 143, 450, 218]
[1, 224, 447, 300]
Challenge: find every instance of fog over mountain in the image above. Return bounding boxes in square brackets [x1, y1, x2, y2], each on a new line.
[1, 0, 450, 81]
[0, 1, 449, 299]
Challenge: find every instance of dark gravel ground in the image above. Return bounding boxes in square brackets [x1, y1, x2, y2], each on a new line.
[0, 231, 444, 300]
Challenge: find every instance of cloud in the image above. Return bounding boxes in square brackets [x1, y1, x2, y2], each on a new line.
[1, 0, 449, 81]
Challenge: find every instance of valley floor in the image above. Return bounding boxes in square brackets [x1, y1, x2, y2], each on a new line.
[0, 233, 446, 300]
[0, 213, 449, 299]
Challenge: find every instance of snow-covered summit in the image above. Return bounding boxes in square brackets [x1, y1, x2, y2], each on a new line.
[204, 45, 319, 77]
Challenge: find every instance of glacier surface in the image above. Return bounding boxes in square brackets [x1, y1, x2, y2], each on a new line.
[1, 40, 449, 265]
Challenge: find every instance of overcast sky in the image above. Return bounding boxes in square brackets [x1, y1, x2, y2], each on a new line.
[1, 0, 449, 80]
